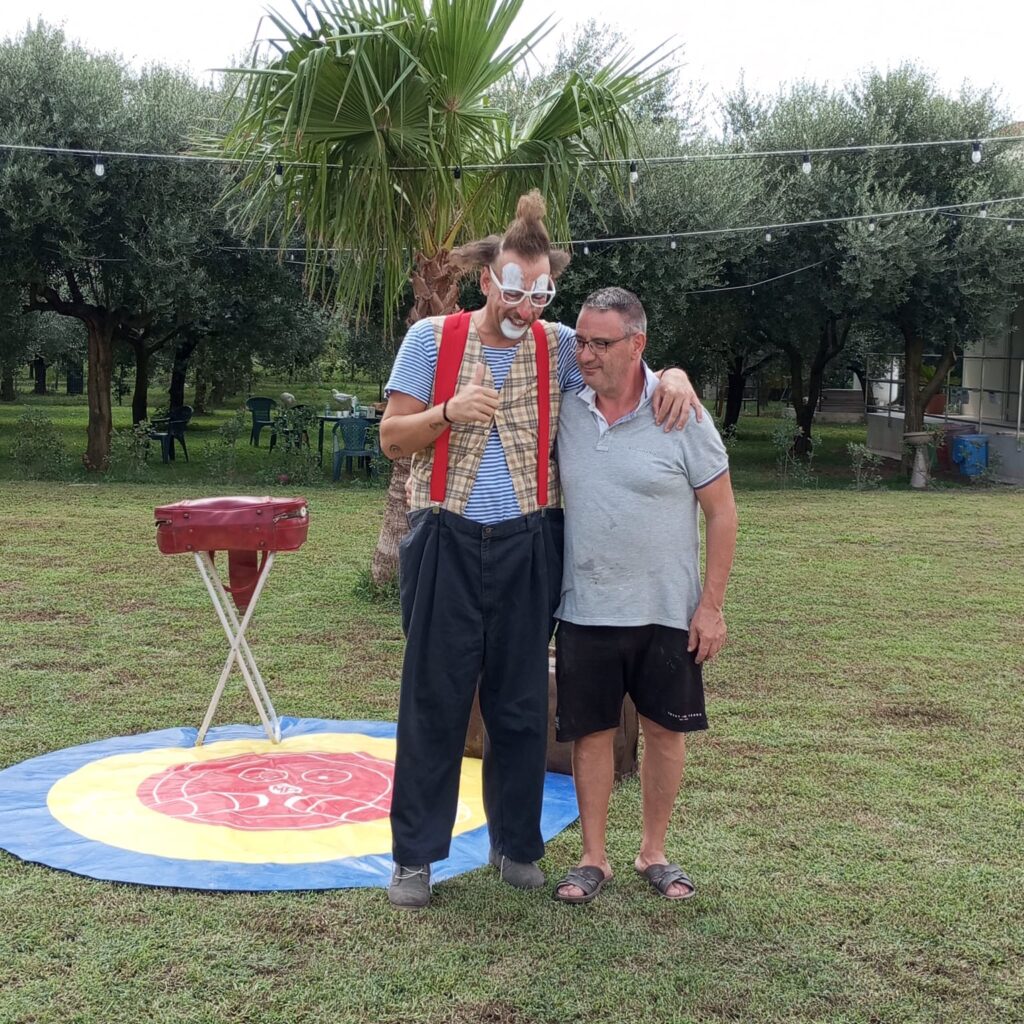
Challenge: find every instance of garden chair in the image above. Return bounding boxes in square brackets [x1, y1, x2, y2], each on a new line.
[148, 406, 193, 463]
[246, 396, 277, 446]
[332, 416, 377, 480]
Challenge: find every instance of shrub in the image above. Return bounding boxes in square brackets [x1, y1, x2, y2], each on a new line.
[846, 442, 884, 490]
[205, 406, 248, 484]
[10, 409, 74, 480]
[771, 422, 817, 489]
[108, 421, 153, 481]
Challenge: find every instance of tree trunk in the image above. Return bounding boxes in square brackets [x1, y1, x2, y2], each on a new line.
[169, 338, 198, 409]
[722, 360, 747, 435]
[902, 330, 925, 435]
[900, 325, 957, 434]
[129, 342, 150, 425]
[85, 319, 115, 471]
[794, 403, 815, 453]
[0, 364, 15, 402]
[32, 357, 47, 394]
[193, 343, 209, 415]
[899, 324, 958, 473]
[408, 249, 463, 322]
[783, 346, 814, 454]
[371, 457, 412, 586]
[370, 250, 467, 585]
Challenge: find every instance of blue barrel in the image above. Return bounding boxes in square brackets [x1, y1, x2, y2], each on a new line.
[951, 434, 989, 476]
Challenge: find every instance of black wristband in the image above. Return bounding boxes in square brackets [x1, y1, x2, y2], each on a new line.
[442, 399, 452, 424]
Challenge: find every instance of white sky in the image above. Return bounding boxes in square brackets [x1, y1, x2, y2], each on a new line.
[2, 0, 1022, 124]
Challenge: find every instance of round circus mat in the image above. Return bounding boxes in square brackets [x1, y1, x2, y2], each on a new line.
[0, 717, 578, 891]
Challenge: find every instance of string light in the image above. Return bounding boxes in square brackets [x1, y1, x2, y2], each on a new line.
[213, 195, 1023, 259]
[3, 133, 1024, 176]
[566, 195, 1022, 247]
[764, 231, 772, 242]
[979, 205, 988, 218]
[670, 240, 677, 250]
[972, 141, 982, 164]
[93, 155, 105, 178]
[686, 260, 826, 295]
[273, 162, 284, 187]
[629, 160, 639, 184]
[868, 218, 876, 232]
[453, 165, 462, 181]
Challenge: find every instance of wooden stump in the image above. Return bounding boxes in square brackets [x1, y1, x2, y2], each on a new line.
[464, 647, 640, 781]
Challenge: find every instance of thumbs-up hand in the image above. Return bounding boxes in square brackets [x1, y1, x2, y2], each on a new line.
[445, 362, 499, 425]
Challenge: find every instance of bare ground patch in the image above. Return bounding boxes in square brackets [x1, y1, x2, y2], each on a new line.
[876, 702, 967, 728]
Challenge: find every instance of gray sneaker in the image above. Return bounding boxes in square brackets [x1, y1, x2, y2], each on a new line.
[388, 863, 431, 908]
[489, 848, 545, 889]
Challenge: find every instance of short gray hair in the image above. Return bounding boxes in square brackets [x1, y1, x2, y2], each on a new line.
[580, 287, 647, 335]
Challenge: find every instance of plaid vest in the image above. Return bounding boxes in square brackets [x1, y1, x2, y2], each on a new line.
[408, 314, 562, 517]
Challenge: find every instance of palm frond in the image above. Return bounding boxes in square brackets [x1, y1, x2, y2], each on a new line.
[212, 0, 667, 320]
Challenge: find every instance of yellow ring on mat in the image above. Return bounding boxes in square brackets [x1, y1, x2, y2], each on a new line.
[47, 733, 485, 864]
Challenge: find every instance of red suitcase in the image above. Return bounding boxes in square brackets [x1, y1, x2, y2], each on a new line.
[155, 496, 309, 611]
[154, 495, 309, 555]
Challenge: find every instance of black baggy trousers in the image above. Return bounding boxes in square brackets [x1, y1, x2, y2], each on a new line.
[390, 506, 564, 866]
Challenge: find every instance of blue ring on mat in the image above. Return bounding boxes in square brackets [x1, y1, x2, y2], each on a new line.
[0, 717, 579, 891]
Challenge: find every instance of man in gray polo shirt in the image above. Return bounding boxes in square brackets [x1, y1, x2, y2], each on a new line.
[553, 287, 738, 904]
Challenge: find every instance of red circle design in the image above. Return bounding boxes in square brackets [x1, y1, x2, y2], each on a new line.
[137, 751, 394, 831]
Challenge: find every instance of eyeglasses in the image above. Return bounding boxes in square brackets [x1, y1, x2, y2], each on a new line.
[488, 267, 557, 309]
[574, 334, 632, 355]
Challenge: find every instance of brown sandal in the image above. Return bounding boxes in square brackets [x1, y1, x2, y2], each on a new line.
[554, 866, 610, 904]
[638, 863, 696, 900]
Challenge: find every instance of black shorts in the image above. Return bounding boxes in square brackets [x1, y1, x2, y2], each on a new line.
[554, 622, 708, 742]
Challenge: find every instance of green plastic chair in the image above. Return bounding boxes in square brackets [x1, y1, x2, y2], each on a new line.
[246, 397, 277, 446]
[148, 406, 193, 463]
[332, 417, 377, 479]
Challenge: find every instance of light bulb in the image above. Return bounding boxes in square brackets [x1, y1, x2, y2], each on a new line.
[583, 244, 590, 256]
[801, 152, 812, 175]
[453, 165, 462, 180]
[670, 239, 677, 250]
[94, 158, 105, 178]
[979, 205, 988, 218]
[273, 162, 284, 187]
[868, 219, 876, 232]
[1007, 221, 1015, 231]
[629, 160, 638, 184]
[765, 231, 772, 242]
[971, 141, 982, 164]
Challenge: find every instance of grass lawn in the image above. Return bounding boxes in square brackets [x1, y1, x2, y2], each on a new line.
[0, 388, 1021, 1023]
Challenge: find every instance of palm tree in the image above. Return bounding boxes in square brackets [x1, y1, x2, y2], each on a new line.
[217, 0, 666, 582]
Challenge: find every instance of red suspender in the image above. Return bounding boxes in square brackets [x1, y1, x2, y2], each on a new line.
[429, 312, 551, 507]
[531, 321, 550, 507]
[429, 312, 472, 504]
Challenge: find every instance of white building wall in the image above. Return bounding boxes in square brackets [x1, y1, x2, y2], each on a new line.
[962, 292, 1024, 425]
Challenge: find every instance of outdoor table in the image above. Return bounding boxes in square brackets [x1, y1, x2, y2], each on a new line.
[154, 496, 310, 745]
[317, 410, 380, 465]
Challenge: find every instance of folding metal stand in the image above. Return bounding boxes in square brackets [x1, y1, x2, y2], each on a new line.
[193, 550, 281, 746]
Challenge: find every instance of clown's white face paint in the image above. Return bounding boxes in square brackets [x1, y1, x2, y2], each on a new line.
[476, 253, 553, 347]
[494, 262, 541, 339]
[499, 317, 528, 340]
[501, 262, 525, 289]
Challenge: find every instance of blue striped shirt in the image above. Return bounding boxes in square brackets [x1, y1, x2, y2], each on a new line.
[386, 318, 583, 524]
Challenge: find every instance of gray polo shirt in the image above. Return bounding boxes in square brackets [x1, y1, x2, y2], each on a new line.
[555, 364, 729, 629]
